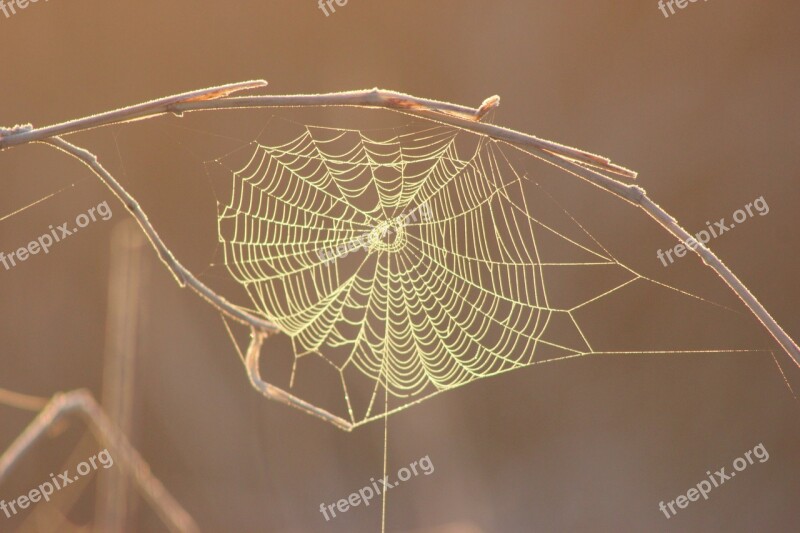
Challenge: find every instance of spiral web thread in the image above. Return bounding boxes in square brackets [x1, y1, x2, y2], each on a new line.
[215, 123, 769, 425]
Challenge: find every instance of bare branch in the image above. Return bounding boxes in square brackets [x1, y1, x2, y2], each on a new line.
[1, 81, 797, 404]
[0, 85, 635, 179]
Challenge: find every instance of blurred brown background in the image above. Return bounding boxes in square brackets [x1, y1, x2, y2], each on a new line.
[1, 1, 799, 532]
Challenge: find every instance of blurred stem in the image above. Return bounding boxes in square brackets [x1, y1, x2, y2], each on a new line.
[96, 220, 148, 532]
[0, 389, 199, 533]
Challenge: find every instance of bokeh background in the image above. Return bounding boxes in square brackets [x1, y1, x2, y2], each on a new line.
[1, 1, 799, 532]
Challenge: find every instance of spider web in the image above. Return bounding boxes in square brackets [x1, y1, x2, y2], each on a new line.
[213, 122, 773, 426]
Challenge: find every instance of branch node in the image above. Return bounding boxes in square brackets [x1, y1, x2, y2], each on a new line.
[476, 95, 500, 121]
[628, 185, 646, 203]
[0, 123, 33, 146]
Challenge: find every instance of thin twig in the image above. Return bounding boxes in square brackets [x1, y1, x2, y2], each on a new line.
[513, 145, 800, 367]
[0, 80, 267, 149]
[43, 136, 279, 334]
[0, 389, 199, 533]
[171, 92, 636, 178]
[0, 388, 50, 412]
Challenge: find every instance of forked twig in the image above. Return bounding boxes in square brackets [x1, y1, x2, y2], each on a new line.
[0, 389, 199, 533]
[244, 330, 354, 431]
[1, 81, 797, 426]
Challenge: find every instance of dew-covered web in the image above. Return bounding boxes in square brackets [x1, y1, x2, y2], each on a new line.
[211, 121, 786, 427]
